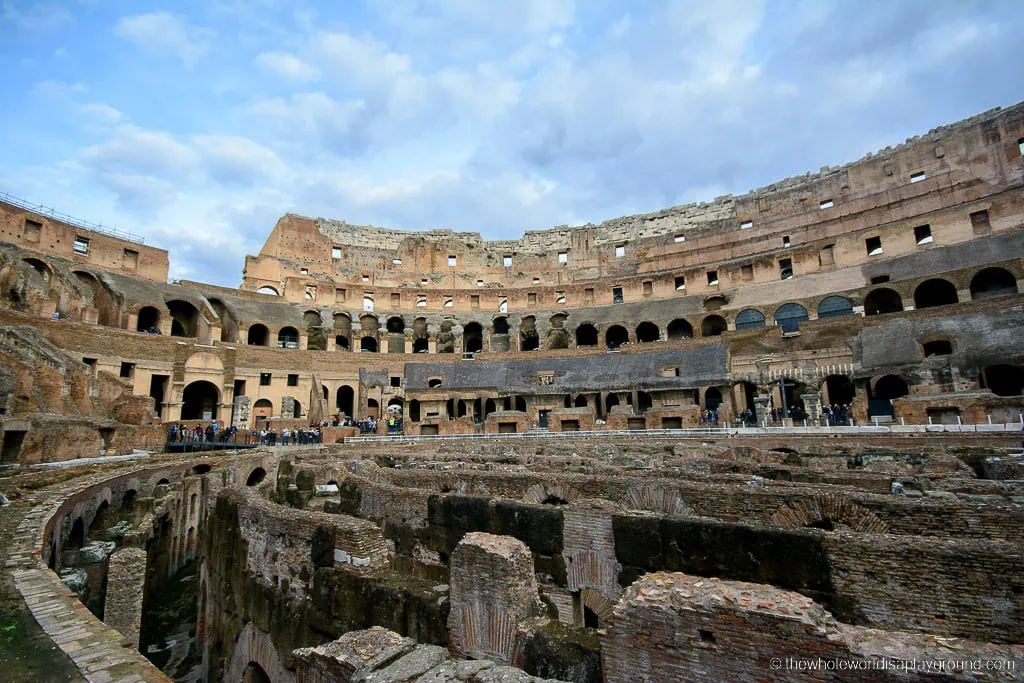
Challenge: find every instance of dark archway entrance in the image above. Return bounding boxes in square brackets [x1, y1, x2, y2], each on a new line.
[575, 324, 598, 346]
[914, 279, 958, 309]
[136, 306, 160, 332]
[605, 325, 628, 349]
[181, 381, 219, 420]
[970, 267, 1017, 300]
[864, 288, 903, 316]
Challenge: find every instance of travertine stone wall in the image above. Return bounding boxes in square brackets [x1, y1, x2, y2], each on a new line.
[104, 547, 147, 647]
[448, 532, 544, 666]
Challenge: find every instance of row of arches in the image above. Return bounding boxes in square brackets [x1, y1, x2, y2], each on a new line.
[864, 267, 1017, 316]
[179, 381, 357, 421]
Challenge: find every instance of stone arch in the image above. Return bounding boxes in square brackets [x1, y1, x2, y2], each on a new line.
[524, 482, 579, 506]
[333, 313, 352, 350]
[185, 351, 224, 374]
[624, 485, 690, 516]
[68, 516, 85, 549]
[336, 386, 354, 416]
[166, 299, 200, 337]
[981, 364, 1024, 397]
[636, 322, 659, 343]
[605, 325, 628, 349]
[701, 314, 727, 337]
[914, 278, 958, 309]
[519, 316, 539, 351]
[667, 318, 694, 339]
[136, 305, 161, 332]
[247, 467, 267, 486]
[970, 267, 1017, 300]
[256, 286, 279, 296]
[864, 288, 903, 316]
[209, 298, 239, 343]
[575, 323, 598, 347]
[226, 623, 295, 683]
[360, 336, 378, 353]
[770, 494, 889, 533]
[181, 380, 220, 420]
[22, 257, 51, 282]
[246, 323, 269, 346]
[734, 309, 765, 330]
[277, 326, 299, 348]
[581, 587, 616, 626]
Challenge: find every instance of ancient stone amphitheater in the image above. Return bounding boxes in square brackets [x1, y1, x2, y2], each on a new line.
[0, 103, 1022, 682]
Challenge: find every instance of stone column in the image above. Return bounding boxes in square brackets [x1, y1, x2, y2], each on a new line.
[801, 392, 821, 424]
[753, 396, 770, 426]
[105, 547, 147, 648]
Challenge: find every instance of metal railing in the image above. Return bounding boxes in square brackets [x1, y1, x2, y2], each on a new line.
[0, 191, 145, 244]
[346, 422, 1024, 444]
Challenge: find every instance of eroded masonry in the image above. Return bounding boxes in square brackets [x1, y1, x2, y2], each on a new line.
[0, 103, 1023, 682]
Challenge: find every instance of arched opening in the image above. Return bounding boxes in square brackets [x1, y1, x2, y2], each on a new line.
[409, 399, 421, 422]
[89, 501, 110, 535]
[68, 517, 85, 550]
[303, 310, 326, 351]
[136, 306, 160, 332]
[914, 279, 958, 309]
[493, 317, 509, 334]
[386, 316, 405, 334]
[247, 467, 267, 486]
[121, 489, 137, 512]
[387, 397, 404, 413]
[181, 381, 219, 420]
[247, 324, 269, 346]
[734, 309, 766, 331]
[981, 365, 1024, 397]
[291, 399, 302, 419]
[606, 325, 628, 349]
[277, 326, 299, 349]
[584, 606, 600, 629]
[252, 398, 273, 426]
[334, 313, 352, 351]
[413, 337, 429, 353]
[864, 288, 903, 316]
[824, 375, 855, 407]
[167, 300, 199, 338]
[336, 386, 354, 417]
[256, 286, 279, 296]
[575, 324, 598, 347]
[304, 310, 322, 328]
[243, 662, 272, 683]
[464, 322, 483, 353]
[704, 387, 723, 411]
[360, 336, 378, 353]
[22, 258, 50, 282]
[514, 396, 527, 412]
[605, 394, 620, 412]
[637, 391, 652, 413]
[970, 267, 1017, 300]
[636, 322, 659, 343]
[817, 296, 853, 319]
[484, 398, 496, 417]
[701, 315, 727, 337]
[209, 298, 239, 342]
[774, 303, 809, 333]
[190, 463, 211, 476]
[870, 375, 909, 417]
[367, 398, 379, 419]
[156, 478, 170, 486]
[667, 319, 694, 339]
[574, 395, 588, 408]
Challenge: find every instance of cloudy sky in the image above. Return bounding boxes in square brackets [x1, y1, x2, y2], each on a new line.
[1, 1, 1021, 286]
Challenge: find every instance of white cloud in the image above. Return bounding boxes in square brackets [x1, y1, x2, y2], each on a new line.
[114, 12, 211, 65]
[254, 51, 319, 81]
[79, 103, 123, 125]
[31, 80, 86, 98]
[191, 135, 285, 185]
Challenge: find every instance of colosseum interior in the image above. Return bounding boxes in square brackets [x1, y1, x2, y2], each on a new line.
[0, 102, 1022, 683]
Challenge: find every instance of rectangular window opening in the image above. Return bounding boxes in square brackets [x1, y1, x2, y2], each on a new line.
[119, 362, 134, 379]
[819, 199, 834, 209]
[871, 275, 890, 284]
[707, 270, 719, 286]
[779, 258, 793, 280]
[390, 376, 401, 387]
[470, 295, 480, 310]
[615, 244, 626, 258]
[73, 236, 90, 255]
[392, 258, 402, 265]
[476, 279, 484, 287]
[417, 296, 426, 308]
[503, 255, 513, 267]
[783, 235, 791, 248]
[819, 245, 835, 267]
[122, 248, 138, 270]
[914, 224, 933, 245]
[390, 293, 401, 307]
[527, 293, 537, 305]
[642, 281, 653, 297]
[674, 234, 685, 243]
[866, 236, 883, 256]
[612, 286, 623, 304]
[558, 251, 568, 263]
[335, 288, 346, 303]
[910, 171, 926, 183]
[584, 288, 594, 305]
[331, 247, 341, 259]
[741, 264, 753, 281]
[970, 210, 991, 235]
[555, 291, 566, 304]
[260, 372, 272, 386]
[675, 276, 686, 291]
[740, 220, 753, 230]
[23, 219, 41, 241]
[448, 255, 457, 266]
[287, 374, 299, 387]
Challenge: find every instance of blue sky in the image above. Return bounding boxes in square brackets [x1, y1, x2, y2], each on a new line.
[1, 0, 1022, 286]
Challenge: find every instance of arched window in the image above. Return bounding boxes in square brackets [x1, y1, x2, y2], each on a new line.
[136, 306, 160, 332]
[873, 375, 909, 400]
[575, 323, 598, 346]
[22, 258, 50, 281]
[605, 325, 628, 349]
[252, 398, 273, 425]
[735, 309, 766, 330]
[409, 400, 421, 422]
[386, 316, 404, 333]
[704, 387, 723, 410]
[360, 336, 377, 353]
[277, 326, 299, 348]
[914, 279, 958, 309]
[701, 315, 727, 337]
[166, 300, 199, 338]
[493, 317, 509, 335]
[667, 319, 694, 339]
[181, 381, 219, 420]
[970, 267, 1017, 300]
[246, 468, 266, 486]
[519, 317, 539, 351]
[574, 395, 588, 407]
[981, 365, 1024, 397]
[774, 304, 809, 333]
[864, 288, 903, 316]
[817, 296, 853, 319]
[636, 322, 659, 343]
[256, 286, 279, 296]
[247, 324, 269, 346]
